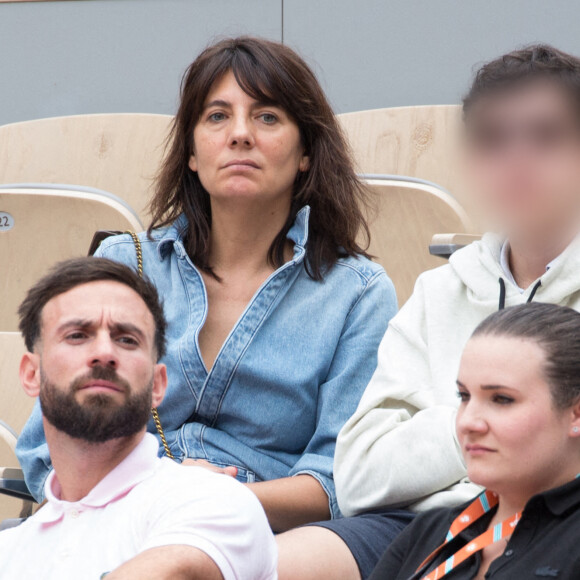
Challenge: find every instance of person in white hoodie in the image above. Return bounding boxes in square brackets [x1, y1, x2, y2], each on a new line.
[278, 44, 580, 580]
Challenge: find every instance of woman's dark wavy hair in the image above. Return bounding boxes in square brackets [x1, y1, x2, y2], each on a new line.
[472, 303, 580, 409]
[463, 43, 580, 117]
[148, 36, 370, 280]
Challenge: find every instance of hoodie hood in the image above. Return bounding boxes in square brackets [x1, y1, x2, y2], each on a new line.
[449, 232, 580, 308]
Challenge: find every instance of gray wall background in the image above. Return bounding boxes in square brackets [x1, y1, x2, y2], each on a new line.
[1, 0, 580, 126]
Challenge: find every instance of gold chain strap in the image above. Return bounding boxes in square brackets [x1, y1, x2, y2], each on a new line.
[150, 408, 173, 460]
[125, 231, 174, 460]
[126, 230, 144, 277]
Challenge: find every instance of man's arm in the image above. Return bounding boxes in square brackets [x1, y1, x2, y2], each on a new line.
[106, 545, 222, 580]
[179, 470, 330, 532]
[334, 278, 468, 516]
[134, 468, 278, 580]
[181, 465, 331, 532]
[247, 474, 330, 533]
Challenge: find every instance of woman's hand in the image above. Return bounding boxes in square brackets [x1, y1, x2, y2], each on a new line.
[181, 458, 238, 478]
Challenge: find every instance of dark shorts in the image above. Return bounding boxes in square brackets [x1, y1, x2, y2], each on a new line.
[308, 509, 415, 579]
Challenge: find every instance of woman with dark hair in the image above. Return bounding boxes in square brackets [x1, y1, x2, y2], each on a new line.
[371, 302, 580, 579]
[17, 35, 397, 565]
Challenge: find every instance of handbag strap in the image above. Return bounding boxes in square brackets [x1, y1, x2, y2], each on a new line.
[125, 231, 174, 460]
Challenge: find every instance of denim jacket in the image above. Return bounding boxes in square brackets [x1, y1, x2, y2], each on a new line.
[16, 206, 397, 518]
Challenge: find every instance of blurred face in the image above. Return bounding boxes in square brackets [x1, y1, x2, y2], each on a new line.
[21, 281, 167, 443]
[456, 335, 579, 498]
[465, 80, 580, 242]
[189, 70, 309, 207]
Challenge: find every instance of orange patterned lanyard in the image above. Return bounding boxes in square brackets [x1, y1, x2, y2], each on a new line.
[417, 490, 521, 580]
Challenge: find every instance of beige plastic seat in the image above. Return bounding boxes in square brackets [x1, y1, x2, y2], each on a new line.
[363, 179, 473, 305]
[0, 333, 30, 459]
[0, 113, 173, 222]
[0, 332, 34, 521]
[338, 105, 483, 229]
[0, 187, 143, 331]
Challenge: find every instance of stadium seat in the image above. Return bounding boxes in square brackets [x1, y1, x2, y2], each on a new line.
[0, 332, 34, 521]
[0, 113, 173, 222]
[339, 105, 483, 229]
[362, 178, 473, 305]
[0, 187, 143, 331]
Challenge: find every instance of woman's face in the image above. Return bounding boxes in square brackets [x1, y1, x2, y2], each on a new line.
[456, 335, 580, 498]
[189, 70, 309, 207]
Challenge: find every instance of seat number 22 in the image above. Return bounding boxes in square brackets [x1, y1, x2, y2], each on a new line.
[0, 212, 14, 232]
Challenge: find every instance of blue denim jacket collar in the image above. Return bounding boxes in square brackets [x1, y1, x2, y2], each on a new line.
[156, 205, 311, 263]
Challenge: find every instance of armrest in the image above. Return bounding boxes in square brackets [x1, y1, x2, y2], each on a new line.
[429, 233, 482, 259]
[0, 420, 17, 452]
[0, 422, 35, 502]
[0, 467, 34, 502]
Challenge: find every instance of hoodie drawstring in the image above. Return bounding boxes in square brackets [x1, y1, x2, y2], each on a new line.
[527, 279, 542, 303]
[498, 278, 542, 311]
[498, 278, 506, 310]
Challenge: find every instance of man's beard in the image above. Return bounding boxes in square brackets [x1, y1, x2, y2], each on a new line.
[39, 365, 153, 443]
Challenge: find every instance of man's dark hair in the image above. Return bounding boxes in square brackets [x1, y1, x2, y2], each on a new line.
[463, 44, 580, 116]
[472, 303, 580, 409]
[18, 257, 167, 359]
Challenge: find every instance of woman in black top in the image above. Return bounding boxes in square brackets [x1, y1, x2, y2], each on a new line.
[371, 302, 580, 580]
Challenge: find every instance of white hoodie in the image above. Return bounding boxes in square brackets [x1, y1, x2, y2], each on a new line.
[335, 232, 580, 517]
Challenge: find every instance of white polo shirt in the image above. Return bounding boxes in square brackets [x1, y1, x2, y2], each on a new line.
[0, 433, 277, 580]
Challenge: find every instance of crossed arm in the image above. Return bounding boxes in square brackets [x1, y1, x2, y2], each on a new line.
[106, 545, 223, 580]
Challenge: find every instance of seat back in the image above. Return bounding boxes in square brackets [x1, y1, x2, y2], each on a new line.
[338, 105, 481, 228]
[363, 179, 473, 305]
[0, 332, 33, 520]
[0, 333, 30, 459]
[0, 187, 143, 331]
[0, 113, 173, 223]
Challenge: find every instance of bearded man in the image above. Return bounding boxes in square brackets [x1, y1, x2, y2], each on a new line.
[0, 257, 276, 580]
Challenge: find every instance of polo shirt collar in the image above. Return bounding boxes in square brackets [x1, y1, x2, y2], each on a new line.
[156, 206, 312, 262]
[537, 475, 580, 516]
[35, 433, 160, 524]
[452, 476, 580, 542]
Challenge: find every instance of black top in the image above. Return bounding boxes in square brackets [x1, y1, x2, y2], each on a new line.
[370, 476, 580, 580]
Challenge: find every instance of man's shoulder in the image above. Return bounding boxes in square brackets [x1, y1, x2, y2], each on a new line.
[129, 461, 276, 580]
[153, 459, 250, 492]
[0, 520, 28, 552]
[390, 262, 460, 326]
[416, 234, 496, 292]
[128, 460, 272, 551]
[137, 460, 260, 510]
[415, 261, 461, 292]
